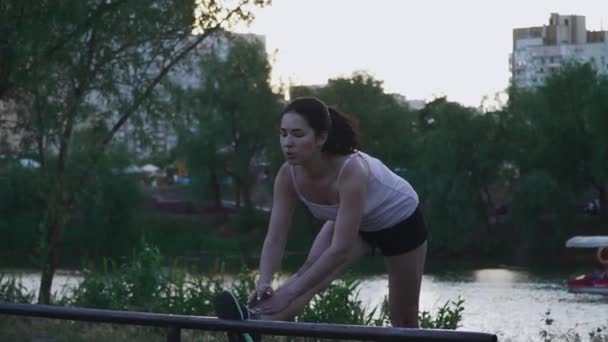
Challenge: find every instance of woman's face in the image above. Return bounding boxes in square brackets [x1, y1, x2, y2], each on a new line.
[280, 112, 326, 164]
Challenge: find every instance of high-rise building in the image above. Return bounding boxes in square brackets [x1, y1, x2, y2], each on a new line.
[510, 13, 608, 88]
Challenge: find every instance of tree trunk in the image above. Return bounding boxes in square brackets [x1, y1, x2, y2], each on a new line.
[208, 166, 222, 210]
[37, 190, 67, 304]
[37, 231, 58, 304]
[234, 177, 241, 209]
[241, 180, 253, 209]
[480, 186, 494, 227]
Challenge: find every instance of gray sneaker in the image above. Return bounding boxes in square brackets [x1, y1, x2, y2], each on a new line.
[213, 290, 261, 342]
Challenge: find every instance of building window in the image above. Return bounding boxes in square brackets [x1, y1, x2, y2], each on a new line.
[565, 19, 569, 26]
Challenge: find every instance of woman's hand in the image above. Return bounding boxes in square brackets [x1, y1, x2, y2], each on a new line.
[248, 283, 274, 306]
[255, 286, 295, 315]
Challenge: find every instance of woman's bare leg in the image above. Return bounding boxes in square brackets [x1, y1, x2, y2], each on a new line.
[384, 241, 427, 327]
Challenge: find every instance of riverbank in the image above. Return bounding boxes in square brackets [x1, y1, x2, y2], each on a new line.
[3, 264, 607, 341]
[2, 184, 605, 274]
[3, 235, 608, 341]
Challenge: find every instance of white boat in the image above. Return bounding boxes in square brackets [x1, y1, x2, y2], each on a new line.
[565, 236, 608, 295]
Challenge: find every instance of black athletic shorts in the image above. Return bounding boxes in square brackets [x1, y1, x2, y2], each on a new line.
[358, 206, 428, 256]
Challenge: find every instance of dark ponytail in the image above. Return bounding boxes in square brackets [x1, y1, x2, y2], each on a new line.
[325, 106, 359, 154]
[280, 97, 359, 155]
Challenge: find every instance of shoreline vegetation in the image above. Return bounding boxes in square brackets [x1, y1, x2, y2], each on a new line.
[0, 242, 467, 341]
[1, 186, 606, 341]
[0, 183, 603, 272]
[1, 243, 607, 342]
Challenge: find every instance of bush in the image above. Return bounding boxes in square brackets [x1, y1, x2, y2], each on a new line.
[62, 166, 143, 260]
[297, 277, 384, 326]
[68, 243, 466, 330]
[230, 206, 269, 234]
[0, 147, 143, 265]
[0, 274, 35, 303]
[418, 297, 465, 329]
[0, 164, 49, 262]
[297, 276, 465, 329]
[4, 242, 467, 332]
[69, 242, 246, 315]
[70, 242, 178, 312]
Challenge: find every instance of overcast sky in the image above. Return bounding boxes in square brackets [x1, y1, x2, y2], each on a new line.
[235, 0, 608, 107]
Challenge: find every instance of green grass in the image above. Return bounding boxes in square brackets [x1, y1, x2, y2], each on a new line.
[0, 316, 225, 342]
[0, 316, 402, 342]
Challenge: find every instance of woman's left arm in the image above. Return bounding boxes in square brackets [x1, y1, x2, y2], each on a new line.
[258, 158, 369, 314]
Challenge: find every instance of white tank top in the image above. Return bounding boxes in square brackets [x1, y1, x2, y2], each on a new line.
[289, 151, 419, 232]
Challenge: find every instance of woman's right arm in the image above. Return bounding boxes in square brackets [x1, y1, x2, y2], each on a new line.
[257, 162, 297, 287]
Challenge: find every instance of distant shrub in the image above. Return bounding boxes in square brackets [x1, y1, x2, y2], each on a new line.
[0, 274, 36, 304]
[418, 297, 465, 329]
[0, 165, 49, 260]
[230, 206, 269, 233]
[297, 277, 384, 326]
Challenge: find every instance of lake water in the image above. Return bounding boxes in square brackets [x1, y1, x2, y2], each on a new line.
[3, 267, 608, 341]
[358, 268, 608, 341]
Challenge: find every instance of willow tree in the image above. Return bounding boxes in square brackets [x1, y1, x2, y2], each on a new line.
[507, 63, 608, 235]
[193, 35, 282, 210]
[1, 0, 269, 304]
[413, 98, 503, 255]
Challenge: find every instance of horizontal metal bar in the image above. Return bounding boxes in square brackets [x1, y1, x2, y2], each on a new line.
[0, 302, 496, 342]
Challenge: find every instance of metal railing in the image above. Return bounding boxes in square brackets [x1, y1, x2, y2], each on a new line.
[0, 302, 497, 342]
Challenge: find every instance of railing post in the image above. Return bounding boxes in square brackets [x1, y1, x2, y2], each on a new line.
[167, 325, 181, 342]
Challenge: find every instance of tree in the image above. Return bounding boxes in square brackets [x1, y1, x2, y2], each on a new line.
[186, 35, 282, 210]
[413, 98, 503, 255]
[1, 0, 270, 304]
[293, 72, 416, 168]
[507, 63, 608, 225]
[172, 89, 225, 210]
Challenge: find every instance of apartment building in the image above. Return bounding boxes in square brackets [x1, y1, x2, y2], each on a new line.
[511, 13, 608, 88]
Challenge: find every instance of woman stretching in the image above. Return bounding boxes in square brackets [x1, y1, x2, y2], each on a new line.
[214, 97, 427, 341]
